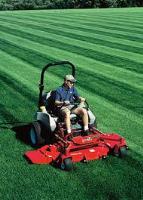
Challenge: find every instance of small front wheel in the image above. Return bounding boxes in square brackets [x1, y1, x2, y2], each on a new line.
[60, 158, 73, 171]
[119, 146, 128, 158]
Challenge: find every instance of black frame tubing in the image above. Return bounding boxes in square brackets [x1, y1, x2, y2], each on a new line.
[38, 61, 76, 108]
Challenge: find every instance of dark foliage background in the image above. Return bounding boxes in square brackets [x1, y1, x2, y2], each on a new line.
[0, 0, 143, 11]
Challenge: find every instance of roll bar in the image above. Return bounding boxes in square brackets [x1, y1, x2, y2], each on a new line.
[38, 61, 76, 108]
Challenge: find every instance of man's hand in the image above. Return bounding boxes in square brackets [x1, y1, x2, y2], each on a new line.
[79, 97, 86, 102]
[78, 102, 85, 108]
[40, 106, 47, 113]
[63, 101, 70, 106]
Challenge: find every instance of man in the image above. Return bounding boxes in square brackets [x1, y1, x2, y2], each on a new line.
[54, 74, 89, 135]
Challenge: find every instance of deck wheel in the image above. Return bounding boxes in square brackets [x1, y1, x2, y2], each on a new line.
[60, 158, 73, 171]
[119, 146, 128, 158]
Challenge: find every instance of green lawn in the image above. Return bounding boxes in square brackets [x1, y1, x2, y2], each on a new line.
[0, 7, 143, 200]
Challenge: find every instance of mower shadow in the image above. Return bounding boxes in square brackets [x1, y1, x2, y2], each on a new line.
[11, 123, 56, 147]
[11, 123, 31, 145]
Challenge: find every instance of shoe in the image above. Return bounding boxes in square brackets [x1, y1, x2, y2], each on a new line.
[82, 130, 90, 136]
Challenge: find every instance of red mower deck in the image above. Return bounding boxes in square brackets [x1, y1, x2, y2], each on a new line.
[25, 129, 127, 169]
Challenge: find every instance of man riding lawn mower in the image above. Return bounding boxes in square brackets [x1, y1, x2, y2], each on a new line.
[40, 74, 90, 137]
[25, 61, 128, 171]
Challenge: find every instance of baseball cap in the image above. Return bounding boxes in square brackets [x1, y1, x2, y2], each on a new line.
[65, 74, 76, 83]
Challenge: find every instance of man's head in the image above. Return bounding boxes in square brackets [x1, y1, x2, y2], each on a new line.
[64, 74, 76, 88]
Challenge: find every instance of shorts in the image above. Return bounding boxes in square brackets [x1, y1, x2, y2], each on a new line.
[60, 105, 76, 116]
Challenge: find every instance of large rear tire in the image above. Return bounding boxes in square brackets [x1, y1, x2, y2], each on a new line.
[29, 121, 45, 146]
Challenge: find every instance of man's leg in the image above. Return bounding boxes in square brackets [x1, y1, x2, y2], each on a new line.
[61, 108, 71, 134]
[73, 107, 89, 132]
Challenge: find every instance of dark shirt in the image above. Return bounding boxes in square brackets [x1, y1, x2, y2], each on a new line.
[55, 85, 79, 104]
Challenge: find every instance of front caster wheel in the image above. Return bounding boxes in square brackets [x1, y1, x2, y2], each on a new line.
[113, 146, 128, 158]
[119, 146, 128, 158]
[60, 158, 73, 171]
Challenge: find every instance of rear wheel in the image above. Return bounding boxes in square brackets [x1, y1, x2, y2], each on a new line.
[29, 121, 45, 146]
[60, 158, 73, 171]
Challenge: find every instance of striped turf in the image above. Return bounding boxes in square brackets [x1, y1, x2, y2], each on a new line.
[0, 8, 143, 200]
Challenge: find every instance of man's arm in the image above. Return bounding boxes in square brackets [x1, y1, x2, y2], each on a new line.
[79, 96, 86, 102]
[73, 88, 85, 103]
[55, 90, 65, 107]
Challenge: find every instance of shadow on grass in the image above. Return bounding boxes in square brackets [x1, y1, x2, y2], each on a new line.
[11, 123, 56, 145]
[11, 123, 31, 145]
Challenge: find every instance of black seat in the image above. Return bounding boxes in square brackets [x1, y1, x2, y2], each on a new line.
[42, 91, 56, 115]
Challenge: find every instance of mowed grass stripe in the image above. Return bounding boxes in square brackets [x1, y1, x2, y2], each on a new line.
[1, 24, 143, 78]
[3, 36, 142, 112]
[0, 34, 143, 116]
[1, 28, 142, 95]
[24, 12, 143, 32]
[0, 66, 38, 123]
[1, 33, 143, 100]
[0, 49, 66, 91]
[78, 69, 143, 116]
[1, 26, 143, 88]
[98, 14, 143, 24]
[3, 14, 143, 43]
[1, 21, 143, 79]
[5, 13, 143, 46]
[1, 15, 143, 53]
[54, 12, 143, 29]
[0, 14, 142, 116]
[27, 13, 143, 35]
[0, 76, 35, 123]
[1, 14, 143, 46]
[82, 21, 143, 35]
[0, 51, 66, 122]
[1, 20, 143, 66]
[74, 10, 143, 24]
[11, 8, 143, 26]
[0, 16, 143, 62]
[68, 14, 143, 27]
[20, 11, 143, 34]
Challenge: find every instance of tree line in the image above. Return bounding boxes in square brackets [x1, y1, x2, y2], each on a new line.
[0, 0, 143, 11]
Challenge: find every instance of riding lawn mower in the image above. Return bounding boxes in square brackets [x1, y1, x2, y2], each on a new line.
[25, 61, 128, 171]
